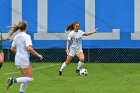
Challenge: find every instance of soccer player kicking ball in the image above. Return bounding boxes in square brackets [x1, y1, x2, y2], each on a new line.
[6, 21, 43, 93]
[59, 22, 98, 76]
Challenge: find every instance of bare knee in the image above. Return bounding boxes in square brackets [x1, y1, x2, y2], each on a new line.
[65, 60, 71, 65]
[65, 56, 73, 65]
[0, 59, 4, 64]
[80, 58, 85, 63]
[0, 53, 4, 63]
[20, 66, 33, 77]
[29, 78, 34, 82]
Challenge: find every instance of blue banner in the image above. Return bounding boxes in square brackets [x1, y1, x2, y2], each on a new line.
[0, 0, 139, 49]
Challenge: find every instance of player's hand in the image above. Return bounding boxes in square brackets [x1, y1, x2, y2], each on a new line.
[6, 36, 11, 40]
[38, 54, 43, 60]
[66, 49, 69, 54]
[93, 28, 98, 33]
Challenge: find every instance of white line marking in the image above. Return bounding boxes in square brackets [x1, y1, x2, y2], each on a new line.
[2, 64, 59, 75]
[32, 64, 59, 70]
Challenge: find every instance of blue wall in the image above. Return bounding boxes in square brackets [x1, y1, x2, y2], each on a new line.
[0, 0, 138, 49]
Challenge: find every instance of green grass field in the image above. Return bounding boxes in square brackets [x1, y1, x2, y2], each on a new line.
[0, 62, 140, 93]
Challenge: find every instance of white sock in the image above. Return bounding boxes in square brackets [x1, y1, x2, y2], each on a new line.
[19, 83, 28, 93]
[60, 62, 67, 71]
[77, 61, 84, 70]
[15, 77, 34, 83]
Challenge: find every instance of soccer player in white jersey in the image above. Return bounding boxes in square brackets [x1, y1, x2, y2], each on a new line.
[59, 22, 98, 76]
[6, 21, 43, 93]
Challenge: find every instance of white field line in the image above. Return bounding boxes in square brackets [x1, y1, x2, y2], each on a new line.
[2, 64, 59, 75]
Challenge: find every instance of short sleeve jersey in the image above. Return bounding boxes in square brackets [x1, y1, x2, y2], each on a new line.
[12, 32, 32, 65]
[68, 30, 85, 48]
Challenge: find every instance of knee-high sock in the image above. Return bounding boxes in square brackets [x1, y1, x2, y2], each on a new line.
[59, 62, 67, 71]
[77, 61, 84, 70]
[19, 83, 28, 93]
[13, 77, 34, 83]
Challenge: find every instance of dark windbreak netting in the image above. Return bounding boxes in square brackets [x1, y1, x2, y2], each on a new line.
[3, 48, 140, 63]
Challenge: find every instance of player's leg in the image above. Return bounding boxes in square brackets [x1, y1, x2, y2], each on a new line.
[59, 47, 76, 75]
[59, 55, 73, 75]
[20, 66, 33, 77]
[0, 53, 4, 69]
[9, 66, 33, 83]
[18, 66, 33, 93]
[19, 83, 28, 93]
[7, 66, 34, 92]
[76, 51, 85, 73]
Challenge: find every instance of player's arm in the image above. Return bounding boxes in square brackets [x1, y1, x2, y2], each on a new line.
[1, 36, 10, 41]
[66, 40, 70, 53]
[84, 28, 98, 36]
[1, 36, 7, 40]
[25, 35, 43, 60]
[11, 38, 16, 53]
[11, 46, 16, 53]
[66, 32, 72, 53]
[26, 45, 43, 60]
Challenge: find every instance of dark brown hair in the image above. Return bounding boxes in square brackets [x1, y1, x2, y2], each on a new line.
[66, 22, 80, 31]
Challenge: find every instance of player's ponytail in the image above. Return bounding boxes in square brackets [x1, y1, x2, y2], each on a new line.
[8, 24, 19, 37]
[18, 21, 27, 31]
[66, 24, 74, 31]
[65, 22, 80, 31]
[8, 21, 27, 37]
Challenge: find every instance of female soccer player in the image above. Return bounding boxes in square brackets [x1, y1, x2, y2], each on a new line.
[6, 21, 43, 93]
[0, 32, 10, 69]
[59, 22, 97, 76]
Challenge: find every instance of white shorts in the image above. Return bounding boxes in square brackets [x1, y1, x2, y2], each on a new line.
[15, 54, 30, 69]
[16, 65, 30, 69]
[68, 47, 83, 57]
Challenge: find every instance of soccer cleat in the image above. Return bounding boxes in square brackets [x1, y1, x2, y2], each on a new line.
[6, 78, 13, 90]
[59, 71, 62, 76]
[76, 69, 80, 75]
[76, 69, 80, 73]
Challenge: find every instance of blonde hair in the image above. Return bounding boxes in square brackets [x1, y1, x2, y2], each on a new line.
[9, 21, 27, 36]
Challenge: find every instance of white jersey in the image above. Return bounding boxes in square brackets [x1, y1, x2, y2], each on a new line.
[67, 30, 85, 57]
[68, 30, 85, 48]
[12, 32, 32, 66]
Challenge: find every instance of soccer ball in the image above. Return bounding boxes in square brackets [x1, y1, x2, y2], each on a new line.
[79, 68, 88, 76]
